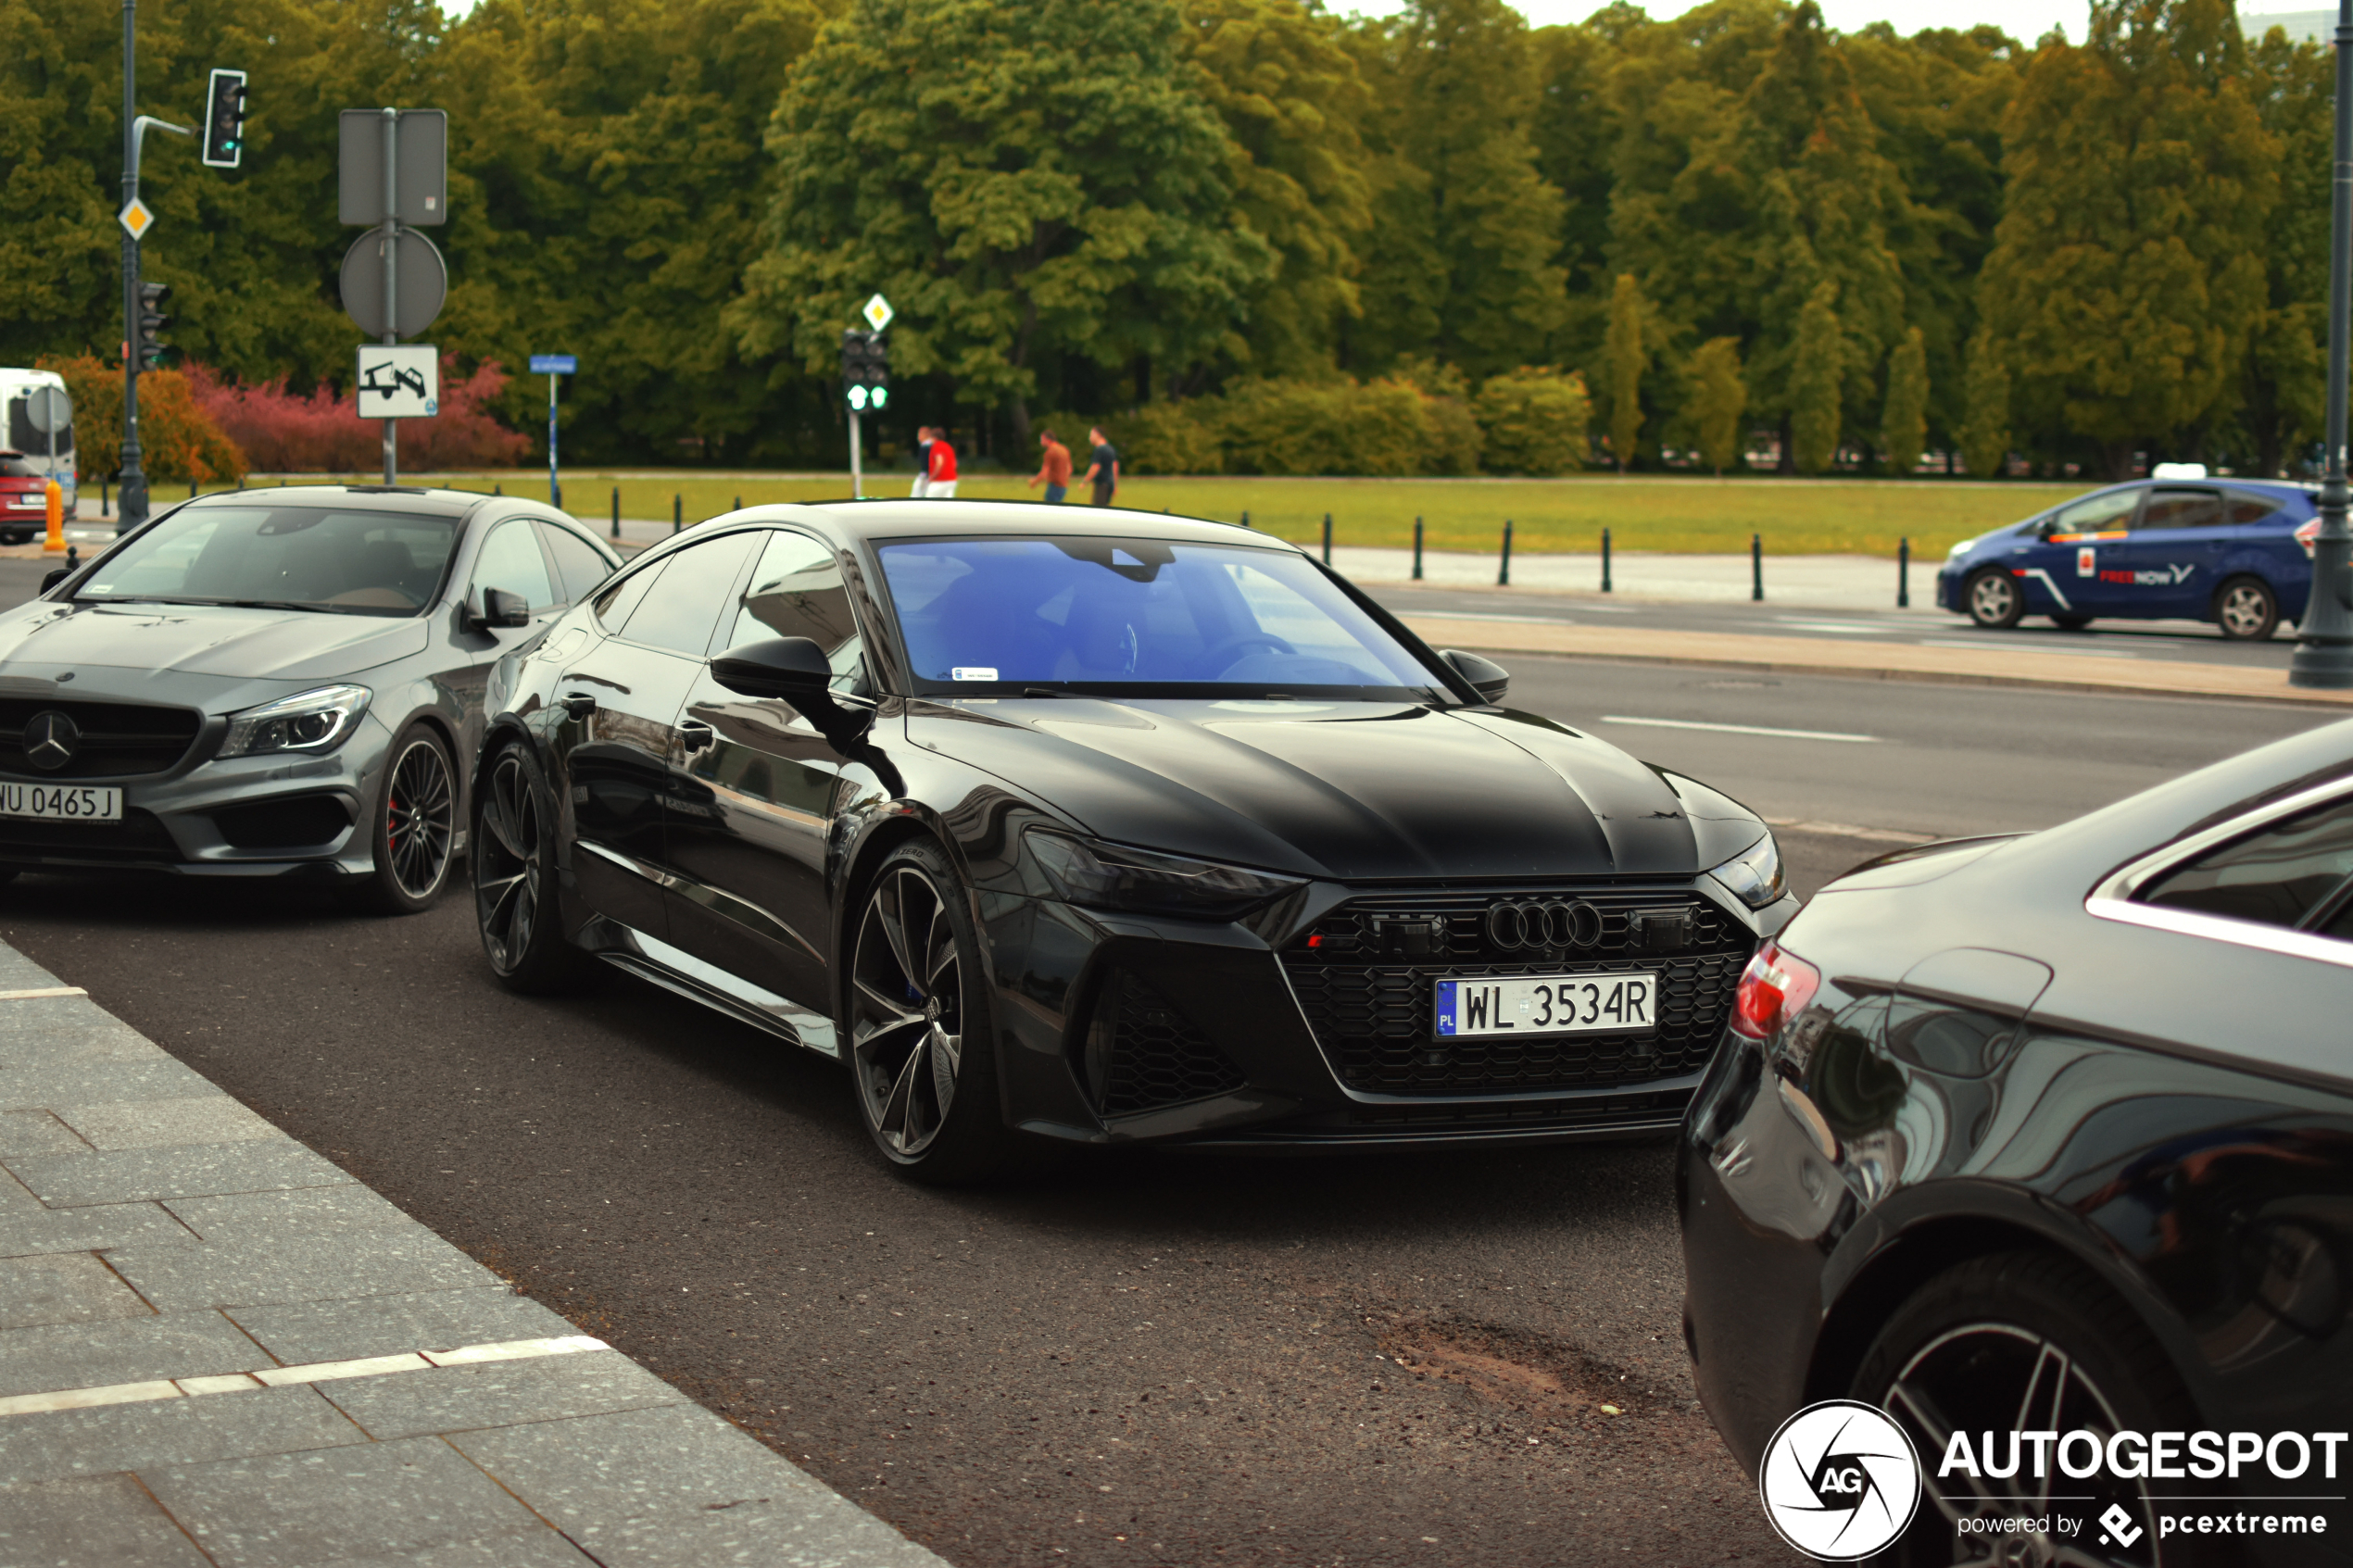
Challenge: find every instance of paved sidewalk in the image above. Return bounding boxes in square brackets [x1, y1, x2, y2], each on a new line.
[0, 942, 943, 1567]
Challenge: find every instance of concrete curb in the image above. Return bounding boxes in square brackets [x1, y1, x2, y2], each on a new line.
[1398, 615, 2353, 709]
[0, 944, 945, 1568]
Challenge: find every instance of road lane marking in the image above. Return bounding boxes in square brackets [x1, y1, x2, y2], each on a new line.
[0, 986, 86, 1000]
[0, 1335, 610, 1417]
[1764, 817, 1940, 844]
[1403, 610, 1576, 626]
[1769, 619, 1897, 635]
[1597, 715, 1877, 743]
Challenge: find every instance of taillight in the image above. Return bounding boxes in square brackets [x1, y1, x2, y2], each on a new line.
[2296, 518, 2320, 559]
[1730, 940, 1821, 1041]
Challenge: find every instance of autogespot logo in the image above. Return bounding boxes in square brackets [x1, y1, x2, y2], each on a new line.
[1759, 1399, 1923, 1561]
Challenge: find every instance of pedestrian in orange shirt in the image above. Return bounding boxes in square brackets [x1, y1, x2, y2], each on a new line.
[1029, 429, 1073, 504]
[925, 428, 959, 498]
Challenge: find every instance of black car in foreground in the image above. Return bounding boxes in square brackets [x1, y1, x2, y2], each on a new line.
[1681, 718, 2353, 1565]
[472, 501, 1797, 1178]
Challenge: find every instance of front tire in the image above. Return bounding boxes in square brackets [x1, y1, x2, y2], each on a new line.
[473, 741, 595, 993]
[2214, 575, 2279, 640]
[1965, 569, 2024, 629]
[845, 839, 1022, 1184]
[1852, 1251, 2196, 1567]
[344, 721, 457, 914]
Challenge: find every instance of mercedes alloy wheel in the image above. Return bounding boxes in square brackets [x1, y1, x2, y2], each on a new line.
[346, 721, 456, 914]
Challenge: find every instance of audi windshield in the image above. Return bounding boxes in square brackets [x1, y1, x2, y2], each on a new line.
[875, 536, 1448, 699]
[76, 505, 461, 617]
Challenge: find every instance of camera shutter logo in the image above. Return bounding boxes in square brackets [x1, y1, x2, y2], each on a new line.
[22, 710, 79, 772]
[1758, 1399, 1921, 1561]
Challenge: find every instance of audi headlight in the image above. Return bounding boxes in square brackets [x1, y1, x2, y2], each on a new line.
[1027, 832, 1304, 920]
[218, 684, 371, 759]
[1708, 832, 1785, 909]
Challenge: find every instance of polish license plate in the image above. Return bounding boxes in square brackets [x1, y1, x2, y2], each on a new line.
[1435, 972, 1656, 1038]
[0, 784, 121, 822]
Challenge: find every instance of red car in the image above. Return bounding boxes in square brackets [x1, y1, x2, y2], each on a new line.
[0, 451, 58, 545]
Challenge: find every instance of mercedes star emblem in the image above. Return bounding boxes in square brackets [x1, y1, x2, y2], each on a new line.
[22, 709, 79, 772]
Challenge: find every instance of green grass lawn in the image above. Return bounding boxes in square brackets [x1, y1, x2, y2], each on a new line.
[203, 470, 2093, 556]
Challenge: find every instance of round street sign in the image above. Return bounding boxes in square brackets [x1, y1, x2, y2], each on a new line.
[23, 386, 71, 435]
[862, 294, 894, 332]
[340, 228, 448, 339]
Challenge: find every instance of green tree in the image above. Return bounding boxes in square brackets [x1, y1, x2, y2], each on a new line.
[1881, 324, 1928, 473]
[1687, 335, 1747, 475]
[1976, 0, 2278, 477]
[1178, 0, 1372, 383]
[1344, 0, 1567, 378]
[1789, 279, 1843, 473]
[1475, 366, 1590, 474]
[1958, 323, 2011, 477]
[734, 0, 1272, 438]
[1603, 272, 1646, 470]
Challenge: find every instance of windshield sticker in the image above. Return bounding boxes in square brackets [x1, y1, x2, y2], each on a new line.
[951, 667, 999, 682]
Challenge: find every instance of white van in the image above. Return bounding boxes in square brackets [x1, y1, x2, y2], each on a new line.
[0, 368, 76, 538]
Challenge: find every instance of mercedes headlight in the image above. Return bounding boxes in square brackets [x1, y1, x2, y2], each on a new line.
[1708, 832, 1786, 909]
[218, 684, 371, 759]
[1027, 832, 1303, 920]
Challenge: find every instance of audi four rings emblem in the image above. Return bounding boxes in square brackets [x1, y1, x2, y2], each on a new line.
[21, 710, 78, 772]
[1485, 898, 1603, 950]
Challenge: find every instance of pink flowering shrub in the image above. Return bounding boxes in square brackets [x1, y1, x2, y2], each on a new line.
[186, 356, 531, 473]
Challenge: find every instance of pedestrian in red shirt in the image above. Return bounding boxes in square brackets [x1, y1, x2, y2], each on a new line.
[925, 428, 959, 498]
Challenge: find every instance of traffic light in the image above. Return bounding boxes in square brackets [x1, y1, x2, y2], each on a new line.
[202, 69, 247, 169]
[136, 282, 170, 366]
[839, 329, 890, 411]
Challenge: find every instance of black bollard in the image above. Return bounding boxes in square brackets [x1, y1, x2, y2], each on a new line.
[101, 480, 108, 518]
[1898, 537, 1910, 608]
[493, 483, 502, 496]
[188, 478, 196, 498]
[673, 495, 682, 534]
[610, 488, 621, 540]
[1413, 517, 1424, 581]
[1603, 528, 1613, 593]
[1240, 509, 1252, 530]
[735, 495, 742, 512]
[1751, 533, 1763, 602]
[1499, 520, 1514, 587]
[1322, 512, 1332, 566]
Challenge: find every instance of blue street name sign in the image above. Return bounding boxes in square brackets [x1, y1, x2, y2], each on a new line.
[529, 354, 577, 375]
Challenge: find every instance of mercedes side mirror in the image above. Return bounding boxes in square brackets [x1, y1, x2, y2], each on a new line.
[1441, 648, 1509, 704]
[467, 586, 530, 632]
[711, 636, 834, 700]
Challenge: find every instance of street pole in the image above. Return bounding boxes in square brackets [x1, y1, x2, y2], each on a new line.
[547, 370, 560, 508]
[380, 107, 398, 486]
[119, 0, 145, 535]
[849, 410, 863, 499]
[2295, 0, 2353, 687]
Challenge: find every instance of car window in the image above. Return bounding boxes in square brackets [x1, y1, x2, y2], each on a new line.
[540, 522, 615, 604]
[2134, 489, 2224, 531]
[76, 504, 459, 617]
[470, 519, 557, 611]
[720, 530, 864, 685]
[2225, 491, 2287, 526]
[614, 532, 760, 655]
[2140, 796, 2353, 933]
[0, 454, 35, 479]
[2047, 490, 2139, 536]
[593, 558, 665, 632]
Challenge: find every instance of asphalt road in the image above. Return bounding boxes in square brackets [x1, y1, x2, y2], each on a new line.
[3, 665, 2333, 1566]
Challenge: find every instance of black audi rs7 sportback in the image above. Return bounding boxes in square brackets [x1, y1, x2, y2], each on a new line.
[1680, 717, 2353, 1565]
[472, 501, 1797, 1179]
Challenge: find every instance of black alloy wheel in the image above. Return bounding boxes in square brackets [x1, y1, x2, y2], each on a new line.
[1966, 569, 2025, 630]
[2214, 576, 2280, 641]
[346, 722, 456, 914]
[846, 839, 1018, 1182]
[1854, 1252, 2195, 1568]
[473, 742, 592, 992]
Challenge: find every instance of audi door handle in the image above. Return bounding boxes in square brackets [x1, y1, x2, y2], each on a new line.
[559, 693, 598, 721]
[679, 721, 716, 754]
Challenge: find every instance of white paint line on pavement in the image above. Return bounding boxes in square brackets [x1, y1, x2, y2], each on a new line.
[1597, 715, 1878, 744]
[1916, 638, 2142, 659]
[0, 986, 86, 1001]
[1764, 816, 1940, 845]
[0, 1335, 610, 1418]
[1405, 610, 1576, 626]
[1769, 620, 1896, 635]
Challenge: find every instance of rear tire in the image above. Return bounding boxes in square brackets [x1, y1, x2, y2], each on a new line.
[1851, 1251, 2201, 1567]
[1964, 569, 2024, 629]
[2049, 612, 2094, 631]
[2213, 575, 2279, 640]
[342, 721, 457, 915]
[472, 741, 595, 994]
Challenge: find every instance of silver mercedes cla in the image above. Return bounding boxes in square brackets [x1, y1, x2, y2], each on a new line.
[0, 485, 620, 910]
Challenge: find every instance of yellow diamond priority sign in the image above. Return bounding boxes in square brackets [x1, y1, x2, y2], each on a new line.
[118, 198, 155, 241]
[862, 293, 893, 332]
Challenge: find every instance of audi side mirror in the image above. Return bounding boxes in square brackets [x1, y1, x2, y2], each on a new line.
[1440, 648, 1509, 704]
[711, 636, 833, 700]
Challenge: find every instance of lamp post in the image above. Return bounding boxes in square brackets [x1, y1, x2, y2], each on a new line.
[2294, 0, 2353, 687]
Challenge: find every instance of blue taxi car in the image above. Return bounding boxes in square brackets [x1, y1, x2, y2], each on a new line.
[1935, 476, 2318, 639]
